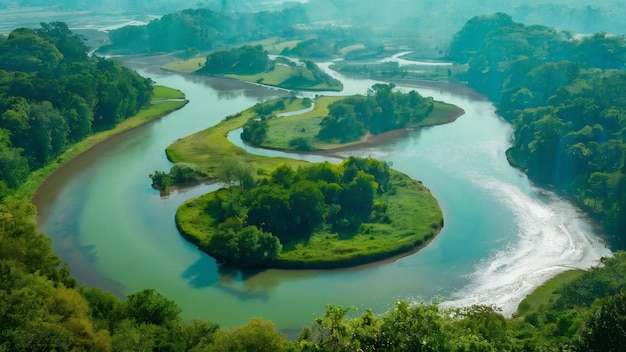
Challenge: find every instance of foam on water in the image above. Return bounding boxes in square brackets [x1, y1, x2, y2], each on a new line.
[345, 129, 610, 316]
[445, 177, 611, 316]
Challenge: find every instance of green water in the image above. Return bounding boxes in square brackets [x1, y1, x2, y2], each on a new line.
[35, 57, 610, 330]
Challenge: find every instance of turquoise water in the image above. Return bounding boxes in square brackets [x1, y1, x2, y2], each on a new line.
[35, 57, 610, 330]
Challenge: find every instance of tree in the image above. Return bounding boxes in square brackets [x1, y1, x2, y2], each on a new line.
[177, 46, 199, 61]
[247, 185, 292, 240]
[241, 118, 268, 145]
[123, 289, 181, 327]
[208, 224, 282, 267]
[575, 290, 626, 352]
[149, 170, 173, 192]
[0, 129, 29, 190]
[270, 163, 297, 188]
[289, 180, 325, 236]
[214, 158, 254, 191]
[210, 318, 289, 352]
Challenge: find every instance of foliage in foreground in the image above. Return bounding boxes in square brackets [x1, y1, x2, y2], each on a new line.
[2, 195, 625, 351]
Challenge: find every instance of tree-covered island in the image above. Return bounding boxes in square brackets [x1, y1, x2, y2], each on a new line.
[164, 44, 343, 91]
[160, 93, 455, 268]
[241, 83, 464, 151]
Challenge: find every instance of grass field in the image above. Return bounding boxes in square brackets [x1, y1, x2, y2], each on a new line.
[19, 86, 188, 199]
[262, 96, 345, 149]
[162, 57, 343, 91]
[165, 98, 314, 178]
[515, 270, 585, 317]
[225, 65, 293, 86]
[161, 58, 205, 73]
[243, 36, 302, 54]
[225, 64, 343, 92]
[339, 44, 366, 56]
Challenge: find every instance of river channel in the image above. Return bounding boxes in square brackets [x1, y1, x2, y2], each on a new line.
[34, 54, 611, 330]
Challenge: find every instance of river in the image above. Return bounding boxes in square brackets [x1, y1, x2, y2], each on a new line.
[34, 54, 611, 330]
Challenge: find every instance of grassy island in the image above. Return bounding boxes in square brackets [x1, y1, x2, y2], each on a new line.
[162, 45, 343, 92]
[242, 83, 465, 151]
[165, 93, 454, 269]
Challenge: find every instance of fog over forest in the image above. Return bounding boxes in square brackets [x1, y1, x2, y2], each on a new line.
[2, 0, 626, 38]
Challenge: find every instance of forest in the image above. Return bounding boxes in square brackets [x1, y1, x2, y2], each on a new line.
[317, 83, 434, 142]
[0, 22, 153, 197]
[101, 7, 309, 54]
[97, 1, 626, 60]
[1, 5, 626, 351]
[448, 13, 626, 248]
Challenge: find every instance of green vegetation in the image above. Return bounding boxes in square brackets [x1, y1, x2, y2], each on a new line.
[245, 85, 463, 151]
[194, 45, 342, 91]
[102, 7, 309, 54]
[177, 157, 442, 268]
[165, 95, 443, 268]
[516, 270, 585, 316]
[331, 60, 466, 82]
[165, 97, 313, 179]
[161, 57, 206, 73]
[449, 13, 626, 248]
[2, 183, 626, 350]
[20, 95, 187, 199]
[0, 22, 159, 199]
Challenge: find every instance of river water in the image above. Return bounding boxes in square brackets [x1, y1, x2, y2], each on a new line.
[34, 54, 611, 330]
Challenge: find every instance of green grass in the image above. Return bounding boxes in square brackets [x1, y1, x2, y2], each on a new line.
[273, 172, 442, 268]
[165, 98, 314, 178]
[243, 37, 302, 54]
[263, 96, 345, 149]
[161, 58, 206, 73]
[17, 86, 188, 199]
[225, 65, 293, 86]
[153, 85, 186, 99]
[339, 44, 366, 56]
[162, 56, 343, 92]
[515, 270, 585, 317]
[225, 64, 343, 92]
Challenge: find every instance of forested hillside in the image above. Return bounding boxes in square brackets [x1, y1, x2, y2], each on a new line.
[0, 22, 152, 196]
[100, 1, 626, 60]
[103, 7, 308, 54]
[449, 13, 626, 247]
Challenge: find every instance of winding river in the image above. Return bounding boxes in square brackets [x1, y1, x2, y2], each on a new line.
[34, 54, 611, 330]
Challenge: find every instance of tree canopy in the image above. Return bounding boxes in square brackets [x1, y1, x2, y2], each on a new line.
[191, 157, 391, 268]
[0, 23, 153, 197]
[449, 14, 626, 248]
[318, 83, 434, 142]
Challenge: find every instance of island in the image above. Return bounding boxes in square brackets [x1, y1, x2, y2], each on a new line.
[242, 83, 465, 151]
[161, 44, 343, 92]
[161, 85, 464, 269]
